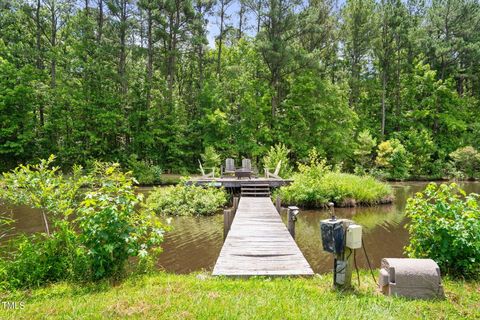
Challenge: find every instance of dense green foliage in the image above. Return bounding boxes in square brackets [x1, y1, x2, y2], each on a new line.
[278, 150, 392, 208]
[125, 154, 162, 185]
[405, 183, 480, 278]
[449, 146, 480, 180]
[78, 163, 165, 280]
[375, 139, 411, 180]
[262, 143, 293, 178]
[1, 272, 479, 319]
[0, 158, 166, 289]
[144, 180, 228, 216]
[1, 1, 480, 178]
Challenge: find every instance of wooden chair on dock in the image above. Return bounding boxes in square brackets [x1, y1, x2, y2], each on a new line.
[198, 160, 215, 178]
[221, 158, 236, 177]
[242, 158, 252, 172]
[264, 160, 282, 179]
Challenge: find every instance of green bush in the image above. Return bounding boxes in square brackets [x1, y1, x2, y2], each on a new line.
[262, 143, 293, 178]
[353, 130, 376, 175]
[201, 146, 221, 176]
[278, 150, 392, 208]
[396, 129, 436, 177]
[375, 139, 411, 180]
[0, 222, 89, 290]
[145, 179, 227, 216]
[0, 155, 89, 235]
[405, 183, 480, 278]
[0, 216, 13, 242]
[127, 154, 162, 185]
[449, 146, 480, 179]
[0, 157, 167, 288]
[78, 163, 166, 280]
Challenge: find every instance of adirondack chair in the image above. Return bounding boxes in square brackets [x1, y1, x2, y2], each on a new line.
[221, 158, 236, 177]
[241, 158, 252, 171]
[265, 160, 282, 179]
[198, 159, 215, 178]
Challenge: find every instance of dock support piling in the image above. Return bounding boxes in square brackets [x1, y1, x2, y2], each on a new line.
[287, 206, 298, 239]
[223, 209, 235, 240]
[275, 196, 281, 214]
[233, 197, 239, 213]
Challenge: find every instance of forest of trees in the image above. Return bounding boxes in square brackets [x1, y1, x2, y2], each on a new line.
[1, 0, 480, 177]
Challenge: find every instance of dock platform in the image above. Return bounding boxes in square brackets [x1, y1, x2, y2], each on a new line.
[187, 177, 292, 189]
[212, 197, 314, 277]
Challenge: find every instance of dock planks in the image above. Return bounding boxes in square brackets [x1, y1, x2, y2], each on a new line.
[212, 197, 314, 277]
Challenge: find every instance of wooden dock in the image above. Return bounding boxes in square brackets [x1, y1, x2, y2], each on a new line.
[212, 197, 314, 277]
[187, 177, 292, 188]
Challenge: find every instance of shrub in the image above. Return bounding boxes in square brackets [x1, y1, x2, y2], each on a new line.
[396, 129, 436, 177]
[449, 146, 480, 179]
[375, 139, 411, 180]
[126, 154, 162, 185]
[0, 155, 89, 235]
[145, 179, 228, 216]
[77, 163, 166, 280]
[405, 183, 480, 278]
[263, 143, 293, 178]
[353, 130, 376, 175]
[278, 150, 392, 208]
[0, 222, 89, 290]
[0, 157, 167, 288]
[201, 146, 221, 175]
[0, 216, 13, 242]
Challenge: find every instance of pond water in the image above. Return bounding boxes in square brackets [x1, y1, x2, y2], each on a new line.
[2, 181, 480, 274]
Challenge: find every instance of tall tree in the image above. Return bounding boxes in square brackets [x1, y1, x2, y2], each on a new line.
[341, 0, 375, 110]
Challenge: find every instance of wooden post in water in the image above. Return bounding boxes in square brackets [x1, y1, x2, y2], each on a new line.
[287, 206, 299, 239]
[233, 197, 239, 213]
[223, 209, 234, 240]
[275, 196, 281, 214]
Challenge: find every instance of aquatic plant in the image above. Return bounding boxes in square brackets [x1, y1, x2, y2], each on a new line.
[277, 151, 393, 208]
[145, 178, 228, 216]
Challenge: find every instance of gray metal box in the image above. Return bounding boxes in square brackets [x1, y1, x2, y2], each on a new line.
[320, 219, 344, 254]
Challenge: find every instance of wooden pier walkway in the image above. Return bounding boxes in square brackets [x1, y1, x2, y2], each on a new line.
[212, 197, 314, 277]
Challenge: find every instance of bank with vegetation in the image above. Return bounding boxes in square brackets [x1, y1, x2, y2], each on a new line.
[276, 150, 393, 208]
[144, 180, 228, 216]
[1, 157, 480, 319]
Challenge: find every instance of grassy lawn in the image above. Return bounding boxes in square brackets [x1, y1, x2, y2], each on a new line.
[0, 272, 478, 319]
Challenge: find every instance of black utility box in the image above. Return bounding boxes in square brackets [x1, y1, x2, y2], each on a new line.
[320, 219, 345, 254]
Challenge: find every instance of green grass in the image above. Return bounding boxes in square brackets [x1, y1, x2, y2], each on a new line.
[0, 272, 478, 319]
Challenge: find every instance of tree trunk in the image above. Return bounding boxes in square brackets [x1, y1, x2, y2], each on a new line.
[42, 211, 50, 236]
[97, 0, 103, 42]
[119, 0, 127, 96]
[216, 0, 225, 76]
[381, 69, 386, 138]
[238, 1, 245, 39]
[50, 0, 56, 89]
[167, 12, 176, 103]
[36, 0, 45, 127]
[146, 7, 153, 109]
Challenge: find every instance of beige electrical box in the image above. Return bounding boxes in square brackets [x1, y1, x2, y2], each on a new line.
[346, 224, 362, 249]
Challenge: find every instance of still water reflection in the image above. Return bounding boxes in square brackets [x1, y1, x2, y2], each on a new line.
[3, 181, 480, 274]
